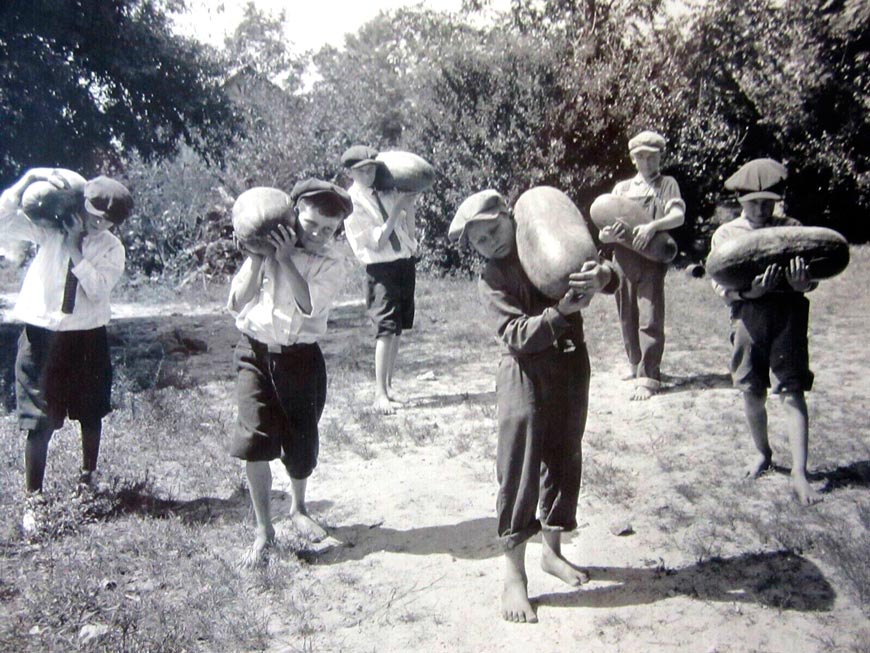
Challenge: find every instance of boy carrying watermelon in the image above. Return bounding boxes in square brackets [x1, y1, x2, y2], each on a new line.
[0, 168, 132, 535]
[599, 130, 686, 400]
[448, 190, 617, 623]
[709, 158, 819, 505]
[227, 180, 353, 566]
[340, 145, 419, 415]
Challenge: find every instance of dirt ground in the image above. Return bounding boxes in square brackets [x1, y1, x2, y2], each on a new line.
[1, 276, 868, 653]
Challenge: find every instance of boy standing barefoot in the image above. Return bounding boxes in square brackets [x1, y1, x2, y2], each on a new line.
[449, 190, 617, 623]
[710, 159, 819, 505]
[599, 130, 685, 400]
[341, 145, 419, 414]
[227, 180, 353, 566]
[1, 170, 131, 533]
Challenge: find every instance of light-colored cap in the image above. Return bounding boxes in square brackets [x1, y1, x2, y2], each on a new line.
[628, 130, 666, 154]
[724, 158, 788, 201]
[448, 190, 507, 246]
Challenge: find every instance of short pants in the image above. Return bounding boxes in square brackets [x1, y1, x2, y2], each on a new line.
[15, 324, 112, 431]
[229, 335, 326, 479]
[730, 294, 814, 394]
[365, 257, 416, 337]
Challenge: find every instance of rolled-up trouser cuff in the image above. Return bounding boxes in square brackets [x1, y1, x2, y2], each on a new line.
[500, 521, 541, 551]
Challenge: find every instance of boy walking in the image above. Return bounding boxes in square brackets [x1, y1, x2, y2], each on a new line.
[599, 130, 685, 400]
[0, 168, 132, 532]
[449, 190, 618, 623]
[341, 145, 419, 414]
[227, 179, 353, 566]
[710, 158, 818, 505]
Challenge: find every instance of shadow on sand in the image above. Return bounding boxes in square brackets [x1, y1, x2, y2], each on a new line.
[813, 460, 870, 493]
[659, 372, 733, 394]
[534, 550, 835, 612]
[407, 390, 496, 409]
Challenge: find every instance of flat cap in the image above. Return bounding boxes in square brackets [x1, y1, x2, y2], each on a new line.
[290, 178, 353, 218]
[84, 176, 133, 224]
[341, 145, 379, 169]
[724, 158, 788, 201]
[448, 189, 508, 245]
[628, 130, 666, 154]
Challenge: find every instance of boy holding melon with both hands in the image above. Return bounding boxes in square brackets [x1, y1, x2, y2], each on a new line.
[599, 130, 686, 400]
[448, 190, 617, 623]
[709, 158, 819, 505]
[227, 180, 353, 566]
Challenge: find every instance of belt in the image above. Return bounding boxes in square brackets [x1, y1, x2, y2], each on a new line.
[555, 337, 578, 353]
[246, 336, 313, 355]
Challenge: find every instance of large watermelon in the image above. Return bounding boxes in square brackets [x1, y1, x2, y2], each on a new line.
[589, 193, 678, 263]
[706, 226, 849, 290]
[232, 187, 295, 244]
[373, 151, 435, 193]
[514, 186, 599, 299]
[20, 169, 87, 228]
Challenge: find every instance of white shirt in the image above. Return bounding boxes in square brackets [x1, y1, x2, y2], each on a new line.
[344, 183, 417, 265]
[0, 191, 125, 331]
[229, 244, 347, 346]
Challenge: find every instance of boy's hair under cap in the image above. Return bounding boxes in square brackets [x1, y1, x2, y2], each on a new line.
[448, 189, 508, 246]
[83, 176, 133, 224]
[725, 158, 788, 202]
[290, 178, 354, 218]
[628, 130, 666, 154]
[341, 145, 379, 169]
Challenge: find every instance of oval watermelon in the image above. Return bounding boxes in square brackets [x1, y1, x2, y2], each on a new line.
[232, 187, 295, 244]
[514, 186, 598, 299]
[20, 169, 87, 228]
[589, 193, 678, 263]
[706, 226, 849, 290]
[374, 151, 435, 193]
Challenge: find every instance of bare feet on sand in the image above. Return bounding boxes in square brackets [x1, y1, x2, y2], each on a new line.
[541, 550, 590, 587]
[502, 576, 537, 623]
[239, 527, 275, 568]
[744, 453, 772, 479]
[386, 388, 408, 404]
[630, 385, 655, 401]
[291, 510, 328, 542]
[791, 473, 820, 506]
[374, 394, 398, 415]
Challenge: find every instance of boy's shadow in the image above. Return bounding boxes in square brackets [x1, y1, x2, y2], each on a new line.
[408, 390, 496, 409]
[659, 372, 732, 394]
[811, 460, 870, 493]
[307, 516, 500, 563]
[535, 550, 834, 612]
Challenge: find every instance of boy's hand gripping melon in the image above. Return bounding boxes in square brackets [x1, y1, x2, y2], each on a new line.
[232, 187, 295, 245]
[20, 169, 87, 228]
[589, 193, 678, 263]
[373, 151, 435, 193]
[514, 186, 599, 300]
[706, 226, 849, 290]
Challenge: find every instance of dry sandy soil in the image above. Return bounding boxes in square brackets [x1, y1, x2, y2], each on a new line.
[1, 266, 868, 652]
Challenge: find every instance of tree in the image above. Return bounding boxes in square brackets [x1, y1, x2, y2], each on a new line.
[0, 0, 237, 186]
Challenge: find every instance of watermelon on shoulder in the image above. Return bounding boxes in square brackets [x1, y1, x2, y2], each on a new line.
[514, 186, 598, 300]
[232, 187, 295, 244]
[20, 169, 87, 228]
[373, 151, 435, 193]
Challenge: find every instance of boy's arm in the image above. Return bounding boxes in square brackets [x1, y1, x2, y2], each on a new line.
[479, 272, 571, 354]
[228, 256, 265, 315]
[69, 232, 125, 302]
[634, 178, 686, 249]
[709, 225, 744, 304]
[373, 192, 415, 250]
[305, 254, 348, 318]
[271, 225, 312, 316]
[0, 171, 50, 245]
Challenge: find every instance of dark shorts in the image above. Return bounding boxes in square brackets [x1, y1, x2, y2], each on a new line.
[730, 294, 814, 394]
[365, 258, 416, 337]
[229, 336, 326, 479]
[15, 324, 113, 431]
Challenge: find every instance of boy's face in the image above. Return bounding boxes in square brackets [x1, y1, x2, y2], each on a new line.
[739, 198, 776, 227]
[296, 205, 343, 253]
[630, 151, 662, 179]
[349, 163, 377, 188]
[465, 214, 515, 260]
[80, 210, 113, 235]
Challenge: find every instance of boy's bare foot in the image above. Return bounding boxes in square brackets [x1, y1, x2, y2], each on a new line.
[386, 389, 408, 404]
[541, 550, 590, 587]
[239, 528, 275, 568]
[621, 365, 637, 381]
[630, 385, 655, 401]
[502, 576, 537, 623]
[791, 474, 820, 505]
[744, 454, 772, 479]
[290, 510, 328, 542]
[374, 394, 396, 415]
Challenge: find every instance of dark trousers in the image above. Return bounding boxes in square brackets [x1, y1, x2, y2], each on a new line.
[496, 345, 590, 550]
